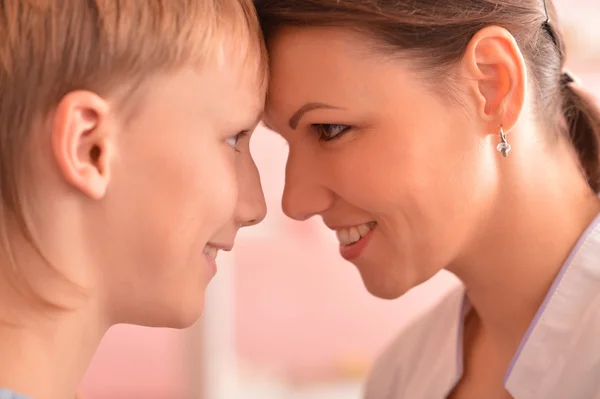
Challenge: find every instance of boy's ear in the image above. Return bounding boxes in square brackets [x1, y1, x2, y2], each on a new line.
[50, 90, 115, 199]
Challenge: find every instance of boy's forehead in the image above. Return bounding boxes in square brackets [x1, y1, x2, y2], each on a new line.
[214, 32, 268, 79]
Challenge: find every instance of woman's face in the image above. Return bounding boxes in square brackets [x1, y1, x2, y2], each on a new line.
[264, 27, 498, 299]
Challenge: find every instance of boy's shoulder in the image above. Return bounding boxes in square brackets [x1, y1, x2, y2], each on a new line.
[0, 389, 33, 399]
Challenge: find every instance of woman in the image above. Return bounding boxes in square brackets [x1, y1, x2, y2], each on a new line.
[0, 1, 267, 399]
[257, 0, 600, 397]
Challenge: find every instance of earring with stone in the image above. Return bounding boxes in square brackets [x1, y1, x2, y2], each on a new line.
[496, 126, 511, 157]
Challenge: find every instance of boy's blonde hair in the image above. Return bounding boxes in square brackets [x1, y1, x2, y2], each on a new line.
[0, 0, 268, 304]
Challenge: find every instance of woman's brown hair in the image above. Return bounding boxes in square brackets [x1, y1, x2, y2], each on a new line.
[256, 0, 600, 192]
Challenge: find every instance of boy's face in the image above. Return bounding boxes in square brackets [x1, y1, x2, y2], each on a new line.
[20, 39, 266, 327]
[25, 55, 265, 327]
[96, 63, 265, 327]
[100, 61, 266, 327]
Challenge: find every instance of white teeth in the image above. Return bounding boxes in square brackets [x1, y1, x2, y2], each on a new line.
[357, 223, 371, 236]
[338, 228, 349, 244]
[335, 222, 376, 246]
[203, 245, 219, 261]
[348, 227, 360, 243]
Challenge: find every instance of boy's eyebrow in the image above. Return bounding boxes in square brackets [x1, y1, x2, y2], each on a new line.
[254, 111, 265, 127]
[238, 111, 264, 133]
[244, 111, 264, 132]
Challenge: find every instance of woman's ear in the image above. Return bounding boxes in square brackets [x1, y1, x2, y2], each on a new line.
[459, 25, 527, 134]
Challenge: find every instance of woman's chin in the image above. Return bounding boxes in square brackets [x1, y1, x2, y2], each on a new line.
[360, 273, 410, 300]
[357, 261, 432, 300]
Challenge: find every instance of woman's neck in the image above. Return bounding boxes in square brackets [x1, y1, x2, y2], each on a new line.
[449, 137, 600, 366]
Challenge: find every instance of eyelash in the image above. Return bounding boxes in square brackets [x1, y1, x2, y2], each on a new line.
[312, 124, 351, 141]
[226, 131, 248, 152]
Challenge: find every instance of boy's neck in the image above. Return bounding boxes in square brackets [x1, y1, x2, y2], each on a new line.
[0, 301, 106, 399]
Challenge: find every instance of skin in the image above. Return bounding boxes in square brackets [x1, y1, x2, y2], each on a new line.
[263, 26, 600, 397]
[0, 45, 266, 399]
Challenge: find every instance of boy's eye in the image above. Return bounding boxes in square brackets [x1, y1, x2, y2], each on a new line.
[226, 131, 247, 150]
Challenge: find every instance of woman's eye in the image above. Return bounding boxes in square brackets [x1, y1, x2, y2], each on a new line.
[313, 124, 351, 141]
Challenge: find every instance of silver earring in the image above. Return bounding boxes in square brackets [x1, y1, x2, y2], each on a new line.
[496, 126, 511, 157]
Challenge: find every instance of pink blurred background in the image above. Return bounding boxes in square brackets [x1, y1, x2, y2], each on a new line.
[79, 2, 600, 398]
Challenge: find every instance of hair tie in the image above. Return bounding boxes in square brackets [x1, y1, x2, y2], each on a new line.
[561, 72, 574, 84]
[560, 70, 580, 87]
